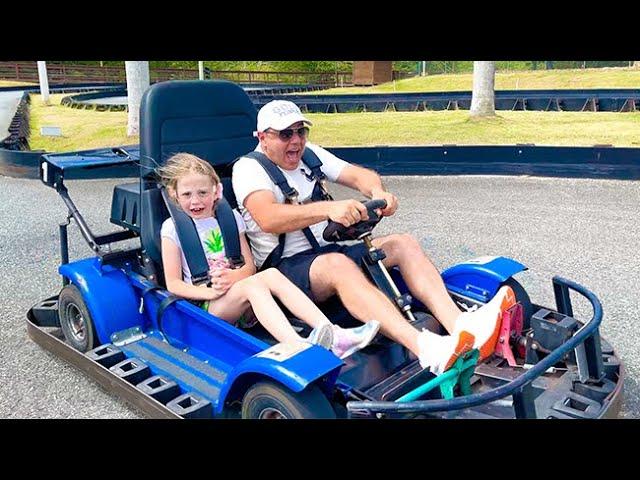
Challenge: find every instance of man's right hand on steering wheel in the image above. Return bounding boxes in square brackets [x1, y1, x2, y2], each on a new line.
[370, 189, 398, 217]
[326, 199, 370, 227]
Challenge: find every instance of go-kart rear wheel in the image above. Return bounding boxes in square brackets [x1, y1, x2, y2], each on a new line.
[501, 278, 533, 330]
[58, 284, 98, 353]
[241, 381, 336, 419]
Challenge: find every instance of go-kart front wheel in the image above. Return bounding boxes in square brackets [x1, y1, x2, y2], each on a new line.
[501, 278, 533, 329]
[241, 381, 336, 419]
[58, 284, 98, 353]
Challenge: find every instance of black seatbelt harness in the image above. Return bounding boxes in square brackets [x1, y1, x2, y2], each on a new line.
[242, 149, 333, 269]
[160, 186, 244, 286]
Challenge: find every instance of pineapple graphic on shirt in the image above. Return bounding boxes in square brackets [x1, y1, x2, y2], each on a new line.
[203, 228, 230, 270]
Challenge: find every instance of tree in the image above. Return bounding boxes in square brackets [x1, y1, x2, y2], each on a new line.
[36, 61, 50, 105]
[125, 61, 150, 136]
[469, 61, 496, 118]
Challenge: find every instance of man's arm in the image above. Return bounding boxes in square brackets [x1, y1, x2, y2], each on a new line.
[336, 164, 398, 216]
[244, 189, 369, 233]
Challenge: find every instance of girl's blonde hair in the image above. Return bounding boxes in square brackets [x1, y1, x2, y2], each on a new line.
[157, 153, 220, 195]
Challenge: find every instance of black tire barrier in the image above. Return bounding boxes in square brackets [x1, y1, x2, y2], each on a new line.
[58, 84, 323, 112]
[4, 144, 640, 181]
[255, 89, 640, 113]
[60, 89, 128, 112]
[2, 92, 30, 151]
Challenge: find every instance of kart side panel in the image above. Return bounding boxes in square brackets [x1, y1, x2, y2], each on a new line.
[222, 344, 344, 405]
[127, 275, 344, 410]
[441, 256, 527, 302]
[59, 257, 144, 344]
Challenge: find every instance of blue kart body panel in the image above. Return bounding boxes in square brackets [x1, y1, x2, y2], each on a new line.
[59, 258, 343, 413]
[59, 258, 144, 344]
[441, 256, 527, 302]
[390, 255, 526, 307]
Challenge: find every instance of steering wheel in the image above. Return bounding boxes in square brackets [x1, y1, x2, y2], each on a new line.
[323, 199, 388, 242]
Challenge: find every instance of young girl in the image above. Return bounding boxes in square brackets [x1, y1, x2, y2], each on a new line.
[159, 153, 380, 359]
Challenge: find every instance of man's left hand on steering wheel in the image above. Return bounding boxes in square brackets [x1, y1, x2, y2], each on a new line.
[371, 189, 398, 217]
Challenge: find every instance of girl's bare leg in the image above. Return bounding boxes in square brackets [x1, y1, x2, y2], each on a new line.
[256, 269, 332, 329]
[207, 276, 303, 344]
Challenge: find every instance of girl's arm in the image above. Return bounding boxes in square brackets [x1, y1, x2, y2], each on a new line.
[161, 237, 223, 301]
[210, 234, 256, 292]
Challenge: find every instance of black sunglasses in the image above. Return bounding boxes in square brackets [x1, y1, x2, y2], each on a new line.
[267, 126, 310, 141]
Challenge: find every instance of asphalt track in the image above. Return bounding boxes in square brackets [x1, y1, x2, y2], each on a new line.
[0, 174, 637, 418]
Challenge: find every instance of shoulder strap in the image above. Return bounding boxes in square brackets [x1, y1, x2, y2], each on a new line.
[244, 151, 299, 203]
[160, 187, 210, 286]
[301, 147, 325, 180]
[215, 196, 245, 268]
[302, 147, 333, 201]
[239, 151, 322, 266]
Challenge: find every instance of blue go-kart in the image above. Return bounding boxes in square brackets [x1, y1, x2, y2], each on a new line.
[27, 80, 623, 419]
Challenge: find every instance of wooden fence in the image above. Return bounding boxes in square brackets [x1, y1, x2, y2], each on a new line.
[0, 62, 358, 86]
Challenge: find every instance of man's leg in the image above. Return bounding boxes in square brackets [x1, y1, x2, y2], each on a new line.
[309, 252, 425, 356]
[372, 233, 517, 361]
[309, 252, 476, 374]
[372, 233, 461, 333]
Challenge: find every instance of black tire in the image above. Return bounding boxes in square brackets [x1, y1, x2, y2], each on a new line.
[502, 278, 533, 330]
[58, 284, 98, 352]
[241, 381, 336, 419]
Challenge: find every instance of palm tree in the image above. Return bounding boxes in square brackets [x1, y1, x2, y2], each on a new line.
[470, 61, 496, 118]
[125, 61, 150, 136]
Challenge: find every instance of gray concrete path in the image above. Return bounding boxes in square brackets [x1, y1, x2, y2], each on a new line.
[0, 91, 24, 142]
[1, 174, 638, 418]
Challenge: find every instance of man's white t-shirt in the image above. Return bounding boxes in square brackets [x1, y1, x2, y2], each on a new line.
[160, 212, 246, 284]
[232, 142, 350, 268]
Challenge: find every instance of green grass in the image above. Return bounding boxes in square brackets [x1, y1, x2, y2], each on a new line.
[313, 67, 640, 94]
[28, 92, 640, 153]
[306, 111, 640, 147]
[29, 94, 136, 151]
[0, 80, 36, 87]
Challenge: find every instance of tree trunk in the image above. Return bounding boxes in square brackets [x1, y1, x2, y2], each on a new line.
[36, 61, 50, 105]
[470, 61, 496, 118]
[125, 61, 150, 136]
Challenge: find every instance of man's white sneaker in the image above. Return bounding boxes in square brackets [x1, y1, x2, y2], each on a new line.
[331, 320, 381, 359]
[454, 285, 516, 361]
[417, 328, 475, 376]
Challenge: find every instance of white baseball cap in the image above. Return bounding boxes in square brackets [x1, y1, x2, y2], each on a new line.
[255, 100, 313, 134]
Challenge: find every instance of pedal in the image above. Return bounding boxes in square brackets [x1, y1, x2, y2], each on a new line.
[494, 303, 523, 366]
[396, 349, 479, 402]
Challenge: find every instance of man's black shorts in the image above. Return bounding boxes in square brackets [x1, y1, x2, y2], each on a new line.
[272, 243, 368, 302]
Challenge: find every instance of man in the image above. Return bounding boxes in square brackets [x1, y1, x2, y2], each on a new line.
[232, 100, 515, 375]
